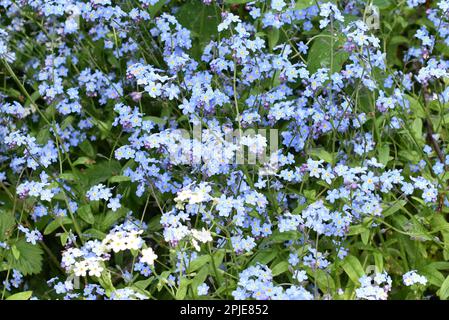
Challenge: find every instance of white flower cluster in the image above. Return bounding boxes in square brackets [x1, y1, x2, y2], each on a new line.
[103, 228, 144, 253]
[174, 182, 212, 208]
[61, 242, 106, 277]
[355, 272, 392, 300]
[402, 270, 428, 286]
[61, 223, 155, 278]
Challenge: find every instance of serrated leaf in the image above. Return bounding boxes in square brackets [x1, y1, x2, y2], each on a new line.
[11, 245, 20, 260]
[6, 239, 43, 275]
[0, 209, 15, 241]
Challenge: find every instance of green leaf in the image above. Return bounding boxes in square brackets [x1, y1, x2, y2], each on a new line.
[271, 261, 289, 276]
[97, 271, 115, 296]
[348, 224, 369, 236]
[361, 229, 370, 245]
[431, 215, 449, 260]
[270, 230, 299, 242]
[295, 0, 315, 10]
[410, 118, 423, 143]
[109, 175, 131, 183]
[405, 95, 426, 119]
[148, 0, 166, 17]
[312, 269, 336, 293]
[342, 255, 365, 284]
[378, 144, 390, 165]
[11, 245, 20, 260]
[419, 265, 445, 287]
[44, 217, 73, 235]
[6, 239, 44, 275]
[373, 251, 384, 273]
[83, 228, 107, 240]
[142, 116, 166, 125]
[176, 0, 219, 46]
[187, 255, 210, 273]
[251, 249, 278, 265]
[78, 204, 95, 224]
[307, 32, 349, 74]
[6, 291, 33, 300]
[79, 140, 96, 158]
[192, 266, 210, 296]
[382, 200, 406, 217]
[308, 148, 334, 164]
[439, 276, 449, 300]
[176, 278, 191, 300]
[268, 28, 280, 50]
[60, 232, 70, 246]
[134, 278, 154, 291]
[372, 0, 392, 9]
[0, 209, 15, 241]
[148, 214, 162, 232]
[224, 0, 251, 3]
[25, 90, 41, 109]
[157, 271, 172, 291]
[73, 157, 93, 167]
[85, 160, 122, 186]
[98, 208, 127, 232]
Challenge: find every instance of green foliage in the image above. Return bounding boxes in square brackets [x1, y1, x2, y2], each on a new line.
[6, 240, 43, 276]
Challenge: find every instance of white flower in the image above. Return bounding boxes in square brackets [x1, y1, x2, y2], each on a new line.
[73, 261, 88, 277]
[174, 184, 211, 205]
[140, 248, 158, 266]
[103, 229, 144, 252]
[191, 228, 213, 243]
[87, 259, 104, 277]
